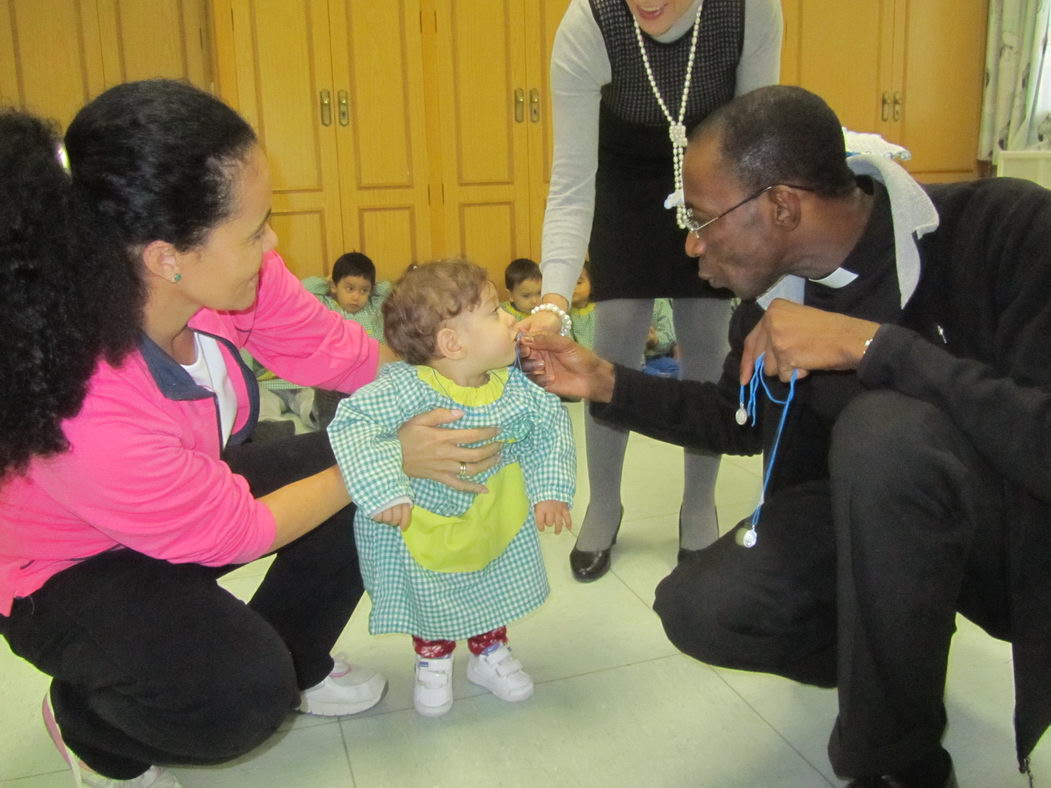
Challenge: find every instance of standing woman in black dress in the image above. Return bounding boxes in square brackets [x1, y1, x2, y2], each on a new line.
[519, 0, 782, 580]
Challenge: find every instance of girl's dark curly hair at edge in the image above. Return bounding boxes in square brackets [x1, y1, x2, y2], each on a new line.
[0, 79, 256, 482]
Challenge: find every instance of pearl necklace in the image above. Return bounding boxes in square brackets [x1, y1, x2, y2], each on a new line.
[632, 0, 705, 229]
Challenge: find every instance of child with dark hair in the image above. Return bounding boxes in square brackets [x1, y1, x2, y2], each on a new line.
[303, 251, 391, 340]
[568, 260, 596, 349]
[500, 257, 542, 320]
[328, 259, 575, 718]
[304, 251, 393, 429]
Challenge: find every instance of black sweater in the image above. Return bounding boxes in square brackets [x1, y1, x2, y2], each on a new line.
[593, 176, 1051, 766]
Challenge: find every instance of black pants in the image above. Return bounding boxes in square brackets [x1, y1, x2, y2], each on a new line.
[654, 390, 1010, 779]
[0, 432, 362, 779]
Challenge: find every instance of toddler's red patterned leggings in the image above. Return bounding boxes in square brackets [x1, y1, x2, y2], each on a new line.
[412, 626, 508, 657]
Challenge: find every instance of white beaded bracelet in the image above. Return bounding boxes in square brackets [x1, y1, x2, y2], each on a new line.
[530, 303, 573, 337]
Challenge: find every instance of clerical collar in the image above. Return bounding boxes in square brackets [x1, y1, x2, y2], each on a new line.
[809, 267, 858, 289]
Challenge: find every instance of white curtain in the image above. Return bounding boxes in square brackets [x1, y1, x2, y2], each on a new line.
[978, 0, 1051, 159]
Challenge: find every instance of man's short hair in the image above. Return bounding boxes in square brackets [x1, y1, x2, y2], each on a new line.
[504, 257, 541, 291]
[332, 251, 376, 287]
[383, 259, 488, 364]
[693, 86, 855, 198]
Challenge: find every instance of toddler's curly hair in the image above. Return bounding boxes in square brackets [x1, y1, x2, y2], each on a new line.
[382, 259, 489, 364]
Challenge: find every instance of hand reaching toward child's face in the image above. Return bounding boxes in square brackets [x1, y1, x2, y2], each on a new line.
[534, 500, 572, 535]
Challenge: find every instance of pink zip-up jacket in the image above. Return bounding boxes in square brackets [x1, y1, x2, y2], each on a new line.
[0, 251, 379, 616]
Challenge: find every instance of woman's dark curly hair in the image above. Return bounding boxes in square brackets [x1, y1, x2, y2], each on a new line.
[0, 80, 256, 482]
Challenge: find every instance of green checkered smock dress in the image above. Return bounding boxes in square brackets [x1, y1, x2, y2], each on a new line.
[328, 362, 576, 640]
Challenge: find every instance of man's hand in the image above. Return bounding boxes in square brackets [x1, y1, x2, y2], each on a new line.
[741, 299, 880, 383]
[374, 502, 412, 530]
[534, 500, 572, 534]
[519, 334, 616, 402]
[398, 409, 500, 493]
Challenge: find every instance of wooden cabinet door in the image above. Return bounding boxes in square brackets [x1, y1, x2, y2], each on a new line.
[0, 0, 108, 129]
[214, 0, 344, 279]
[96, 0, 211, 90]
[895, 0, 987, 181]
[780, 0, 896, 137]
[524, 0, 571, 256]
[431, 0, 534, 284]
[328, 0, 433, 282]
[0, 0, 210, 131]
[781, 0, 987, 182]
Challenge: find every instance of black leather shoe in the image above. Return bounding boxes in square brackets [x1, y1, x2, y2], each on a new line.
[570, 505, 623, 582]
[569, 546, 611, 582]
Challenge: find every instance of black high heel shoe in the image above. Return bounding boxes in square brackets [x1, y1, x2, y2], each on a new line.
[569, 505, 623, 583]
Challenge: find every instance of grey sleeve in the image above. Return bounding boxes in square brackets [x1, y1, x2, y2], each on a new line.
[736, 0, 783, 95]
[540, 0, 610, 304]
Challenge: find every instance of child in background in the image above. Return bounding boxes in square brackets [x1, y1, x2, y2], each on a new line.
[302, 251, 391, 340]
[642, 298, 680, 378]
[328, 260, 575, 718]
[305, 252, 392, 428]
[500, 257, 542, 321]
[568, 260, 596, 349]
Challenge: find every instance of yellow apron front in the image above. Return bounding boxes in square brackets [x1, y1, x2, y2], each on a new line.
[402, 462, 528, 573]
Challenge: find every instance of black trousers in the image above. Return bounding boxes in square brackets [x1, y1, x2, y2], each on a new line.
[0, 432, 362, 779]
[654, 390, 1010, 779]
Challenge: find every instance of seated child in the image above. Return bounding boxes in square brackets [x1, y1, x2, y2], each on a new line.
[500, 257, 541, 321]
[302, 251, 390, 340]
[568, 260, 596, 349]
[304, 251, 391, 428]
[642, 298, 680, 379]
[328, 259, 576, 718]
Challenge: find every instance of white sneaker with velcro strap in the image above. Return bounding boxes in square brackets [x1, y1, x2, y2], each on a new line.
[466, 643, 534, 702]
[413, 654, 454, 717]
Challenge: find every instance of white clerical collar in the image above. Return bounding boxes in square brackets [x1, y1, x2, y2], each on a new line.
[809, 267, 858, 289]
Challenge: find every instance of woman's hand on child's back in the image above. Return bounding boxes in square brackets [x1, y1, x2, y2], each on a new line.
[535, 500, 572, 535]
[375, 502, 412, 530]
[398, 409, 501, 493]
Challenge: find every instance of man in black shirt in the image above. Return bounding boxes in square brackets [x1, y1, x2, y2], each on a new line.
[523, 86, 1051, 788]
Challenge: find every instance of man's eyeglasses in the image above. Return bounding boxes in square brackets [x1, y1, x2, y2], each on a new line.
[684, 183, 815, 237]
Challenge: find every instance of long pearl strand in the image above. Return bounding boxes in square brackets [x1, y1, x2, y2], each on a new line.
[633, 0, 705, 229]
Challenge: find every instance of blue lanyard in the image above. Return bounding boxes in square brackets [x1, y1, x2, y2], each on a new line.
[737, 353, 798, 548]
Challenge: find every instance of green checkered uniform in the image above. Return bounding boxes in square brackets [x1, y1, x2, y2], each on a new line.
[570, 302, 597, 349]
[302, 277, 391, 341]
[329, 362, 576, 639]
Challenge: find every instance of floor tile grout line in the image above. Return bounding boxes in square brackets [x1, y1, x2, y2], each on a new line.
[708, 666, 837, 787]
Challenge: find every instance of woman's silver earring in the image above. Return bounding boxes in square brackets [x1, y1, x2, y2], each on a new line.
[172, 273, 182, 283]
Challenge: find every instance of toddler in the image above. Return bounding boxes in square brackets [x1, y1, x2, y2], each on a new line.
[568, 260, 596, 349]
[328, 259, 575, 717]
[500, 257, 542, 321]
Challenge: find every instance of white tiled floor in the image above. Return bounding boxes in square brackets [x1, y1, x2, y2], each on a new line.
[2, 401, 1046, 787]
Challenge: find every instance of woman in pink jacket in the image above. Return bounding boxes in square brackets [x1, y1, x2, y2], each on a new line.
[0, 81, 497, 788]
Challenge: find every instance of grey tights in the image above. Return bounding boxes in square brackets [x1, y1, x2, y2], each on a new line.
[576, 297, 731, 552]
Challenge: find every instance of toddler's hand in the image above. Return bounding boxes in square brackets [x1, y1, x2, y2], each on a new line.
[375, 502, 412, 531]
[534, 500, 572, 535]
